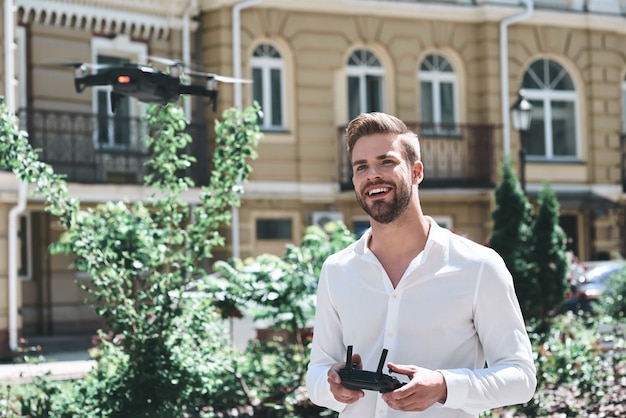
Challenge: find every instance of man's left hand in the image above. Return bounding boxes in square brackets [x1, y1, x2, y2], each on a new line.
[381, 363, 447, 412]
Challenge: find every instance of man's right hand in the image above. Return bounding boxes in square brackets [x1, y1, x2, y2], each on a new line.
[327, 354, 365, 404]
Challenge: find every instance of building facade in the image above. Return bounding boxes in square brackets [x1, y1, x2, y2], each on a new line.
[0, 0, 625, 358]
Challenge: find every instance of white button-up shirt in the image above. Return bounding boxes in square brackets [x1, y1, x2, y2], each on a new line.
[306, 218, 536, 417]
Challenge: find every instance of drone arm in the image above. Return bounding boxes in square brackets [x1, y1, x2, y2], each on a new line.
[74, 72, 112, 93]
[178, 84, 218, 112]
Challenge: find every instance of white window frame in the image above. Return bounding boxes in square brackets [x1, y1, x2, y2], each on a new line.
[346, 49, 385, 119]
[91, 36, 147, 149]
[522, 59, 580, 161]
[251, 44, 287, 131]
[418, 54, 459, 129]
[16, 26, 27, 110]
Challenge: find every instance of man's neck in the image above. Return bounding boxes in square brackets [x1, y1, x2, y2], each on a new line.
[367, 211, 431, 286]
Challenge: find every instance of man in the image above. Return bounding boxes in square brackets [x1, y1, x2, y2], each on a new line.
[306, 112, 536, 417]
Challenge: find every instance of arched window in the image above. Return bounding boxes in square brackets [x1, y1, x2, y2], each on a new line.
[251, 43, 286, 130]
[419, 54, 458, 128]
[346, 49, 384, 120]
[521, 58, 579, 160]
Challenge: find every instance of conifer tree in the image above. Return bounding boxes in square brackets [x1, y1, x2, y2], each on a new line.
[530, 182, 568, 319]
[489, 158, 538, 319]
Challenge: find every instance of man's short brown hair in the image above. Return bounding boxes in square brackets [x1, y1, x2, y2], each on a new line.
[346, 112, 421, 164]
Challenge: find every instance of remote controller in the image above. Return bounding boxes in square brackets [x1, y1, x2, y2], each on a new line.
[338, 345, 406, 393]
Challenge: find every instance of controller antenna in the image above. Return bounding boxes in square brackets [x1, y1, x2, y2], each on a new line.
[345, 345, 354, 371]
[375, 349, 389, 379]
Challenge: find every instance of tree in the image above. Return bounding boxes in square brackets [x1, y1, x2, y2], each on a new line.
[529, 182, 568, 319]
[0, 99, 263, 416]
[489, 158, 538, 320]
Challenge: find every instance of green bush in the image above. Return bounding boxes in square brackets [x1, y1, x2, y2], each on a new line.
[196, 222, 354, 417]
[515, 314, 623, 417]
[599, 267, 626, 319]
[0, 100, 261, 416]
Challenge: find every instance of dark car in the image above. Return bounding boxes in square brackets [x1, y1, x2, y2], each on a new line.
[563, 260, 626, 313]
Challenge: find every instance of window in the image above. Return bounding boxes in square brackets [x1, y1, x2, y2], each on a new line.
[96, 55, 131, 147]
[346, 49, 384, 120]
[521, 59, 579, 160]
[256, 219, 292, 240]
[91, 35, 146, 149]
[432, 216, 453, 230]
[419, 54, 458, 130]
[251, 44, 286, 130]
[352, 219, 371, 237]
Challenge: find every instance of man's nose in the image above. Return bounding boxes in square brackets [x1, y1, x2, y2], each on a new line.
[365, 165, 382, 179]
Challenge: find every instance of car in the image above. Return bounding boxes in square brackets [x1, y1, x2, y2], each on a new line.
[563, 260, 626, 313]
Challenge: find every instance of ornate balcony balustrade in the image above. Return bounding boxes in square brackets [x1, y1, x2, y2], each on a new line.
[338, 122, 497, 191]
[17, 108, 210, 186]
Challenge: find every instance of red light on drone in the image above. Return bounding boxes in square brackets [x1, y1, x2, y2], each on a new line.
[117, 75, 131, 84]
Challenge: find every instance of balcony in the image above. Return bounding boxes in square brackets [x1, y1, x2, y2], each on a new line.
[17, 108, 210, 186]
[338, 122, 497, 191]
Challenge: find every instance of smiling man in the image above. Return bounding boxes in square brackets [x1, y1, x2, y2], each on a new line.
[306, 112, 536, 417]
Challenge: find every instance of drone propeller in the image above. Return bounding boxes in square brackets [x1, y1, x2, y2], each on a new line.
[146, 56, 251, 84]
[186, 69, 252, 84]
[213, 74, 253, 84]
[53, 61, 113, 70]
[146, 55, 185, 67]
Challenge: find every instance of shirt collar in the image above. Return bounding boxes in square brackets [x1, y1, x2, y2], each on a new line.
[354, 215, 450, 258]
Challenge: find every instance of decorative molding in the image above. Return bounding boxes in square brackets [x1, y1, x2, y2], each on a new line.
[15, 0, 199, 40]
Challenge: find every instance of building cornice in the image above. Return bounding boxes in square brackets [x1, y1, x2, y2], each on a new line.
[15, 0, 625, 39]
[201, 0, 626, 34]
[15, 0, 200, 40]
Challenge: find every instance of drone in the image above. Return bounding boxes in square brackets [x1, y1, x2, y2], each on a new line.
[68, 56, 251, 113]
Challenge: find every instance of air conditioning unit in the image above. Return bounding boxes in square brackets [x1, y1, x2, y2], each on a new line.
[310, 211, 344, 227]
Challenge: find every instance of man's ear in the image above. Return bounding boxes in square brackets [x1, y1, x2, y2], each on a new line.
[413, 161, 424, 185]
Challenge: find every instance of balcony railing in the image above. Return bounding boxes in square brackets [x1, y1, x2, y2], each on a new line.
[338, 122, 497, 191]
[17, 108, 210, 186]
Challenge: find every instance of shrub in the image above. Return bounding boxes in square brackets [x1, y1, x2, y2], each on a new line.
[599, 266, 626, 319]
[0, 100, 261, 416]
[514, 314, 622, 417]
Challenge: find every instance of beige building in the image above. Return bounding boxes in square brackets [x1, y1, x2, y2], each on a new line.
[0, 0, 625, 358]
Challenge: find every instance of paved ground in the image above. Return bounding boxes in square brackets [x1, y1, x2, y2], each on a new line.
[0, 335, 96, 383]
[0, 358, 96, 383]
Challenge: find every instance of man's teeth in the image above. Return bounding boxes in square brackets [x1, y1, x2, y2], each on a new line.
[368, 187, 388, 195]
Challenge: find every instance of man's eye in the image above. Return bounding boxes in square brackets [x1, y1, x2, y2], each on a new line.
[355, 165, 366, 172]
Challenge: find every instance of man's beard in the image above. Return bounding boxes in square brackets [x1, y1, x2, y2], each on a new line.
[356, 180, 412, 224]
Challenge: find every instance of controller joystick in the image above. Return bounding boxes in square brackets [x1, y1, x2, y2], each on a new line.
[338, 345, 406, 393]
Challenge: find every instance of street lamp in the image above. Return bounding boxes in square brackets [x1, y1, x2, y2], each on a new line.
[510, 89, 533, 194]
